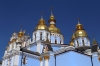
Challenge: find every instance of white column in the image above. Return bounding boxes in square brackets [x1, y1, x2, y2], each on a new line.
[11, 56, 14, 66]
[45, 60, 49, 66]
[4, 59, 7, 66]
[40, 57, 43, 66]
[44, 56, 49, 66]
[13, 55, 20, 66]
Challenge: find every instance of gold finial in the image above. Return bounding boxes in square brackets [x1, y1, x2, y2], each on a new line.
[76, 18, 83, 30]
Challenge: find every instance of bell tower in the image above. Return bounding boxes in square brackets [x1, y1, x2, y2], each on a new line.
[32, 13, 51, 53]
[74, 18, 90, 51]
[48, 7, 64, 44]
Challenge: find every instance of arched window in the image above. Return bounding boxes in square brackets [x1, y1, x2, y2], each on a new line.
[40, 32, 42, 40]
[82, 38, 85, 46]
[34, 33, 36, 41]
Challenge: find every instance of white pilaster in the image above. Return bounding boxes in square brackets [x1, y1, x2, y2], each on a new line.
[44, 56, 49, 66]
[45, 59, 49, 66]
[13, 55, 20, 66]
[40, 61, 43, 66]
[4, 59, 7, 66]
[11, 56, 14, 66]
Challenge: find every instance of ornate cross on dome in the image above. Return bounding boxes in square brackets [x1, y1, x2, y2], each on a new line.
[77, 18, 80, 24]
[41, 12, 44, 19]
[20, 25, 23, 31]
[50, 6, 53, 15]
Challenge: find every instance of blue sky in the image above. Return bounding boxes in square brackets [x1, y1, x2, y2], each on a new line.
[0, 0, 100, 60]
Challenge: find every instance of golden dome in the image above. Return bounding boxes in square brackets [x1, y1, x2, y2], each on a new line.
[34, 18, 49, 31]
[74, 22, 88, 38]
[69, 41, 74, 46]
[74, 30, 87, 38]
[48, 24, 61, 34]
[48, 13, 60, 34]
[18, 29, 24, 37]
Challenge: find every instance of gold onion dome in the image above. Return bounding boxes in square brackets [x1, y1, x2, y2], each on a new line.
[18, 29, 24, 37]
[48, 24, 61, 34]
[74, 22, 88, 38]
[69, 40, 74, 46]
[34, 17, 49, 31]
[48, 13, 61, 34]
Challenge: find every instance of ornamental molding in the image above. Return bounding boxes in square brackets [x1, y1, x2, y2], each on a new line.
[53, 46, 75, 55]
[20, 52, 40, 60]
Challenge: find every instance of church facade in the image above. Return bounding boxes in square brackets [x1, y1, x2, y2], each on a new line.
[1, 10, 100, 66]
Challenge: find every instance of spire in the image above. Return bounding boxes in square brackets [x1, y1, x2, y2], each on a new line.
[92, 35, 98, 45]
[38, 12, 46, 25]
[48, 7, 56, 22]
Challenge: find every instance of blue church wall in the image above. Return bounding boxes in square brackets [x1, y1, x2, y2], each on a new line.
[30, 45, 37, 52]
[56, 51, 92, 66]
[49, 55, 55, 66]
[26, 57, 40, 66]
[52, 47, 60, 51]
[18, 55, 40, 66]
